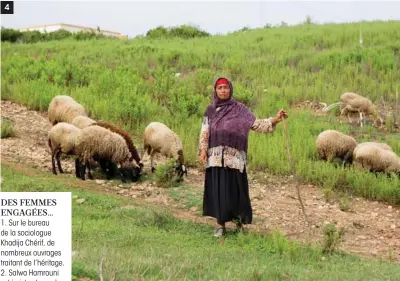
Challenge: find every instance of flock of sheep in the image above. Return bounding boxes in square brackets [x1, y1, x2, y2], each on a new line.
[43, 91, 398, 183]
[47, 95, 187, 182]
[316, 92, 400, 175]
[316, 129, 400, 175]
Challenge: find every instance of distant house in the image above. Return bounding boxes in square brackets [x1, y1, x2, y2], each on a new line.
[18, 23, 128, 39]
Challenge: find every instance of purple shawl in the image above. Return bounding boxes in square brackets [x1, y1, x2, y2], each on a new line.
[204, 77, 256, 153]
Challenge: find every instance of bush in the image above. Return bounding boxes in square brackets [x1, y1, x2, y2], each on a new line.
[146, 26, 169, 39]
[21, 30, 43, 43]
[1, 28, 22, 42]
[169, 25, 210, 39]
[1, 27, 105, 43]
[74, 31, 105, 41]
[146, 24, 210, 39]
[153, 159, 182, 188]
[1, 118, 15, 138]
[46, 29, 72, 41]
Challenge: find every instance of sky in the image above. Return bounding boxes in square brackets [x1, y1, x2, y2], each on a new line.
[1, 1, 400, 38]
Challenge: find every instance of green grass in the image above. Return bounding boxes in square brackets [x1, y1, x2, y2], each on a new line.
[1, 20, 400, 204]
[1, 117, 15, 138]
[168, 184, 203, 214]
[2, 163, 400, 281]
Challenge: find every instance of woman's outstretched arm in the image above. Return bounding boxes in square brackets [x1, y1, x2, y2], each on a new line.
[251, 110, 288, 133]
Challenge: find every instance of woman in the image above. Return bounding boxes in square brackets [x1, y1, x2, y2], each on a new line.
[198, 77, 288, 237]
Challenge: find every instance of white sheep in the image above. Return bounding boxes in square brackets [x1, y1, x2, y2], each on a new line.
[47, 122, 81, 175]
[48, 123, 120, 179]
[48, 95, 87, 125]
[322, 92, 378, 127]
[316, 129, 358, 166]
[142, 122, 187, 178]
[75, 125, 141, 182]
[71, 115, 96, 129]
[353, 141, 393, 156]
[353, 143, 400, 175]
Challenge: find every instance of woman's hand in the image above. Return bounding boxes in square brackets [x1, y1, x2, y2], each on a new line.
[271, 109, 288, 125]
[276, 109, 288, 120]
[199, 150, 207, 164]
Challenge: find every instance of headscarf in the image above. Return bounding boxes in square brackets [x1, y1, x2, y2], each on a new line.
[204, 77, 256, 153]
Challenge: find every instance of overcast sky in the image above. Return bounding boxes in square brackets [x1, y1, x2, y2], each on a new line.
[1, 1, 400, 38]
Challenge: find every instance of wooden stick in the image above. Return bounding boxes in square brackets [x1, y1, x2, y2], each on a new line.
[280, 115, 310, 226]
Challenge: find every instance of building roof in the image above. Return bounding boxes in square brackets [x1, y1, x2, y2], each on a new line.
[20, 23, 125, 36]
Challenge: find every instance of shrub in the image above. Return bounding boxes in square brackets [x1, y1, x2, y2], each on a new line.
[1, 118, 15, 138]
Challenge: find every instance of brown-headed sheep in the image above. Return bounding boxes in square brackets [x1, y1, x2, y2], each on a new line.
[75, 125, 141, 182]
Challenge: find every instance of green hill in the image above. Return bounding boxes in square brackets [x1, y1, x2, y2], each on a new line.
[2, 20, 400, 203]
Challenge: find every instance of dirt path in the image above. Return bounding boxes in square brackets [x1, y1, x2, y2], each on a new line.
[1, 100, 399, 263]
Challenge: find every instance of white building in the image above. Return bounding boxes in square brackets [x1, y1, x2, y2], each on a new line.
[18, 23, 128, 39]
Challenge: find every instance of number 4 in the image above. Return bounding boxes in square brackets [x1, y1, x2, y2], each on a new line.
[5, 4, 9, 10]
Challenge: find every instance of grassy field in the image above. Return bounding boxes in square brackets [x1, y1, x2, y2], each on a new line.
[2, 163, 400, 281]
[1, 20, 400, 204]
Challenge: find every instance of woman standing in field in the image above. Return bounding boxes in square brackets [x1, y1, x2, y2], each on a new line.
[199, 77, 288, 237]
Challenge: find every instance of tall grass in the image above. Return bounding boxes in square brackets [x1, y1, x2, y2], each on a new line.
[2, 21, 400, 203]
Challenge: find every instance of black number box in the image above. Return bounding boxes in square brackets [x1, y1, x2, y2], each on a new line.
[1, 1, 14, 14]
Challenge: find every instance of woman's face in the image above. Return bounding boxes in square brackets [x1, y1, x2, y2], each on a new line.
[216, 84, 230, 100]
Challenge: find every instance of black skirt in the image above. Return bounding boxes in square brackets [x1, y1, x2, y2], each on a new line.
[202, 166, 252, 225]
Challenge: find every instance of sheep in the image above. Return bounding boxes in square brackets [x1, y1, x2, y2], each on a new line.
[47, 122, 81, 175]
[353, 143, 400, 176]
[353, 141, 393, 155]
[143, 122, 187, 179]
[90, 121, 144, 176]
[71, 115, 96, 129]
[75, 125, 141, 182]
[48, 95, 87, 125]
[322, 92, 379, 127]
[316, 129, 357, 166]
[47, 122, 114, 179]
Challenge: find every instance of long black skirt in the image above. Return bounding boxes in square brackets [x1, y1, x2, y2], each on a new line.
[202, 166, 252, 225]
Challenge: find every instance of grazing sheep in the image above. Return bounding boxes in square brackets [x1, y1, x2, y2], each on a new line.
[48, 95, 87, 125]
[48, 122, 81, 175]
[322, 92, 378, 127]
[75, 125, 141, 182]
[353, 144, 400, 175]
[48, 122, 113, 178]
[316, 129, 357, 166]
[353, 142, 393, 155]
[71, 115, 96, 129]
[90, 121, 144, 177]
[143, 122, 187, 179]
[91, 122, 143, 165]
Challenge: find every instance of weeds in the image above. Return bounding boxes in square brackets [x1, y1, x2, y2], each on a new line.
[322, 223, 345, 254]
[1, 118, 15, 138]
[339, 196, 351, 212]
[153, 159, 183, 188]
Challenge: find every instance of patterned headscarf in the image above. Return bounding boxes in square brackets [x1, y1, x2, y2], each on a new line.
[204, 77, 256, 153]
